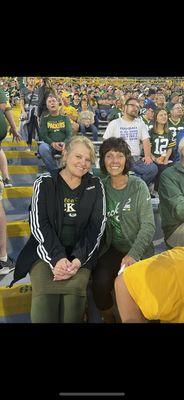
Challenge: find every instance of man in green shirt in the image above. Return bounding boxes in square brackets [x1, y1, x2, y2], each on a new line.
[158, 137, 184, 247]
[38, 95, 72, 171]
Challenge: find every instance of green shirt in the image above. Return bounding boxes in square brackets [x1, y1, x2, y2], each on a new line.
[107, 107, 123, 122]
[168, 117, 184, 142]
[39, 113, 72, 145]
[0, 89, 8, 141]
[60, 176, 79, 248]
[100, 175, 155, 260]
[158, 162, 184, 239]
[106, 183, 129, 249]
[149, 128, 175, 158]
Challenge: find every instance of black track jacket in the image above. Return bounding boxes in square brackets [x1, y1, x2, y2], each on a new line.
[10, 169, 106, 286]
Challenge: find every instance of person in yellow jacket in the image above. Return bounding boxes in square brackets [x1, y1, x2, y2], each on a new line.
[115, 246, 184, 323]
[59, 92, 79, 135]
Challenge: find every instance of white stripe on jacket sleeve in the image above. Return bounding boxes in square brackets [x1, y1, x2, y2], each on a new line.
[29, 173, 53, 268]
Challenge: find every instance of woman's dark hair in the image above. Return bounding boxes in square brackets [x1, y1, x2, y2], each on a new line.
[99, 137, 132, 175]
[152, 107, 169, 134]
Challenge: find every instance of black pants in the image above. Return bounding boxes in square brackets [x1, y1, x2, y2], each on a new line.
[92, 246, 124, 310]
[27, 113, 39, 145]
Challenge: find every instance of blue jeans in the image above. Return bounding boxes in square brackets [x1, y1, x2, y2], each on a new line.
[79, 124, 98, 141]
[131, 159, 158, 185]
[38, 142, 59, 172]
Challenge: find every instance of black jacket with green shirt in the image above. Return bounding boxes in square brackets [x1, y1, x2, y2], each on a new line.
[10, 169, 106, 286]
[99, 175, 155, 261]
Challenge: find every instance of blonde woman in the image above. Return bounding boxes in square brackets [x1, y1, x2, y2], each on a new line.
[11, 136, 106, 323]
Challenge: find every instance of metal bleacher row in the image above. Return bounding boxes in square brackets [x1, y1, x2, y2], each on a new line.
[0, 120, 167, 322]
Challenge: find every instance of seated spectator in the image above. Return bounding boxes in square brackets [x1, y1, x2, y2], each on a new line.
[38, 95, 72, 171]
[141, 104, 154, 130]
[103, 98, 158, 186]
[158, 138, 184, 248]
[155, 93, 166, 109]
[107, 98, 124, 122]
[10, 136, 106, 323]
[0, 177, 15, 275]
[95, 92, 113, 121]
[78, 99, 98, 141]
[60, 93, 79, 135]
[144, 88, 157, 111]
[168, 103, 184, 160]
[115, 246, 184, 323]
[149, 108, 175, 191]
[92, 138, 155, 323]
[70, 91, 81, 110]
[166, 92, 180, 112]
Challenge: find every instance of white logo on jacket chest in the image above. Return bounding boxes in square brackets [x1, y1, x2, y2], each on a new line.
[122, 198, 131, 211]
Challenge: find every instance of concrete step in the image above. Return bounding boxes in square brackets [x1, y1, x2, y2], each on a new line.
[7, 220, 30, 238]
[5, 150, 41, 165]
[6, 220, 30, 261]
[6, 213, 29, 222]
[2, 140, 37, 151]
[6, 165, 38, 186]
[2, 139, 37, 145]
[0, 283, 31, 323]
[2, 186, 33, 215]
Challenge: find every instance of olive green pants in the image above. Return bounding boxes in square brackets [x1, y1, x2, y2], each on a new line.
[31, 293, 87, 323]
[30, 259, 91, 323]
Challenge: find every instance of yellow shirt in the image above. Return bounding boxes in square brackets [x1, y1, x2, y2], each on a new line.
[60, 105, 78, 122]
[123, 247, 184, 323]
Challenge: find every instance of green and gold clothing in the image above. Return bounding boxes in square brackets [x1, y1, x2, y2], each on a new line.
[60, 105, 79, 122]
[142, 115, 153, 131]
[149, 128, 175, 158]
[168, 117, 184, 142]
[39, 113, 72, 145]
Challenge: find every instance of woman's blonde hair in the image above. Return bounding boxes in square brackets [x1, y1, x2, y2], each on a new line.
[63, 135, 96, 165]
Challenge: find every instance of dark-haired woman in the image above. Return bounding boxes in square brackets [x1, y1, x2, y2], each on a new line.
[149, 108, 175, 191]
[92, 137, 155, 322]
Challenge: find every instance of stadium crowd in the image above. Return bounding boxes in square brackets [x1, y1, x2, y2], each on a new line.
[1, 76, 184, 323]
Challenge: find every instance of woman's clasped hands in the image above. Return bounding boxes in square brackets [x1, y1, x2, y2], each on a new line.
[53, 258, 81, 281]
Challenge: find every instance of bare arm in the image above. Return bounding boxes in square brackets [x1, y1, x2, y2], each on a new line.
[142, 138, 153, 164]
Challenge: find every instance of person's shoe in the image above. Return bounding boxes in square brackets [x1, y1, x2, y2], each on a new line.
[0, 256, 15, 275]
[3, 178, 13, 187]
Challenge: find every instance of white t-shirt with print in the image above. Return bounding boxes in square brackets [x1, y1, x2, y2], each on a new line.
[103, 117, 150, 156]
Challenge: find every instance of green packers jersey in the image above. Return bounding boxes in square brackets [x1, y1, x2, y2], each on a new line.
[149, 129, 175, 158]
[142, 116, 153, 131]
[168, 118, 184, 141]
